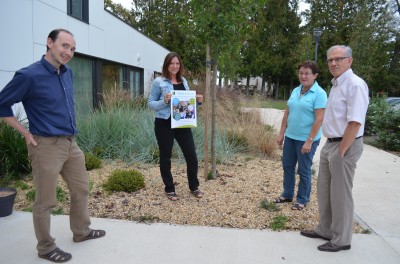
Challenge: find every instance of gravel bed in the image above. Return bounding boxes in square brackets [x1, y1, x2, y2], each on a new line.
[13, 154, 364, 233]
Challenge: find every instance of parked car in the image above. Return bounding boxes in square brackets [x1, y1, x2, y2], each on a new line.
[386, 97, 400, 111]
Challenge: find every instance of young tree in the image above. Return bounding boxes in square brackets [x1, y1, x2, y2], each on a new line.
[190, 0, 244, 178]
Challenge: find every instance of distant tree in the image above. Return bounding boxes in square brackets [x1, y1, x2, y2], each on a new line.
[304, 0, 399, 94]
[388, 0, 400, 95]
[105, 0, 135, 24]
[245, 0, 301, 98]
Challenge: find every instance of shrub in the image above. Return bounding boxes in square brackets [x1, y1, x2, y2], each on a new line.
[270, 214, 289, 231]
[148, 147, 160, 163]
[14, 180, 29, 190]
[135, 214, 159, 223]
[0, 121, 31, 182]
[226, 130, 248, 148]
[51, 207, 65, 215]
[103, 169, 145, 193]
[84, 152, 102, 170]
[365, 96, 400, 151]
[25, 186, 67, 203]
[77, 96, 251, 165]
[26, 189, 36, 202]
[365, 97, 388, 136]
[260, 200, 280, 212]
[361, 228, 372, 234]
[215, 93, 277, 157]
[374, 108, 400, 151]
[56, 186, 68, 203]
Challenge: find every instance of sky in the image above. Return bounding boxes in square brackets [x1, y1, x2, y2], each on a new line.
[111, 0, 133, 9]
[111, 0, 310, 12]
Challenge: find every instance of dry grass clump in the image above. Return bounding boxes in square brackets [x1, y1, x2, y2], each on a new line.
[213, 92, 278, 157]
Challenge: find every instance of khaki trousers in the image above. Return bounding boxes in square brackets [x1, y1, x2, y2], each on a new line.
[28, 136, 91, 255]
[315, 138, 363, 246]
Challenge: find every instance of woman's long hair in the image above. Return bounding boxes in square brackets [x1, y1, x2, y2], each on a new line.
[162, 52, 184, 82]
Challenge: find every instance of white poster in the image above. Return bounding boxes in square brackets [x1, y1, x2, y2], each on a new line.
[171, 90, 197, 129]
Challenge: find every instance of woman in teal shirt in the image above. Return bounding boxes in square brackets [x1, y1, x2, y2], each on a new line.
[274, 60, 327, 210]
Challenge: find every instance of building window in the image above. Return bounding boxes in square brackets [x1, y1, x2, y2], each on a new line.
[102, 62, 125, 102]
[128, 68, 143, 99]
[102, 62, 143, 102]
[68, 56, 144, 112]
[67, 0, 89, 22]
[68, 55, 93, 115]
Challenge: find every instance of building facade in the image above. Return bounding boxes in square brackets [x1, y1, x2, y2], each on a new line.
[0, 0, 169, 114]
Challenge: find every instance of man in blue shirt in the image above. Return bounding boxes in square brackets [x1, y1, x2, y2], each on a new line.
[0, 29, 105, 263]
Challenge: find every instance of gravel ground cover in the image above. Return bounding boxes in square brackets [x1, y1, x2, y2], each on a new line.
[13, 154, 363, 233]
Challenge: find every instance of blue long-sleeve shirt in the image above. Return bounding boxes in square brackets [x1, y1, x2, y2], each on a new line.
[0, 56, 77, 136]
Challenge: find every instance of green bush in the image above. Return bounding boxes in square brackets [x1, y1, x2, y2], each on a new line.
[76, 102, 249, 164]
[56, 186, 68, 203]
[84, 152, 102, 170]
[26, 189, 36, 202]
[365, 96, 400, 151]
[365, 97, 388, 135]
[270, 214, 289, 231]
[25, 186, 68, 203]
[0, 121, 31, 182]
[260, 200, 280, 212]
[226, 130, 248, 148]
[14, 180, 29, 190]
[148, 147, 160, 163]
[103, 169, 145, 193]
[51, 207, 65, 215]
[374, 108, 400, 151]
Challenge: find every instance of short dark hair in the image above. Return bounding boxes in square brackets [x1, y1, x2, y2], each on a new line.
[298, 60, 319, 74]
[46, 29, 73, 51]
[162, 52, 184, 81]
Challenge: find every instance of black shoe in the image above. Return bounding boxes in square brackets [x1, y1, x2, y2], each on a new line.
[273, 197, 293, 203]
[318, 241, 351, 252]
[300, 230, 330, 241]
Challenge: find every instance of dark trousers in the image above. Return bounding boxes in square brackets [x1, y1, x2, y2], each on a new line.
[154, 118, 199, 193]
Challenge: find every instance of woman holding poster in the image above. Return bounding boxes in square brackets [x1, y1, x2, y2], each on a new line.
[148, 52, 204, 201]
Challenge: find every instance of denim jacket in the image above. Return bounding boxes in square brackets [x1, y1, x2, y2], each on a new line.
[148, 76, 190, 119]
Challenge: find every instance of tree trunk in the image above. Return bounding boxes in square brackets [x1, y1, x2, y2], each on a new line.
[261, 75, 266, 95]
[246, 75, 250, 94]
[274, 77, 280, 100]
[203, 44, 211, 180]
[389, 32, 400, 93]
[211, 58, 218, 178]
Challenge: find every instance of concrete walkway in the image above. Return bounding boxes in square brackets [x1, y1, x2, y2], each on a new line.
[0, 108, 399, 264]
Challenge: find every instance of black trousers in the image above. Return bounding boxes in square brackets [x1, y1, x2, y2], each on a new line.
[154, 118, 199, 193]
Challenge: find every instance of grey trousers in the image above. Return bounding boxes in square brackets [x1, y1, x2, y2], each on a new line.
[315, 137, 363, 246]
[28, 135, 91, 255]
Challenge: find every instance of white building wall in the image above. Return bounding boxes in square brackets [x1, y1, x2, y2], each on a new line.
[0, 0, 169, 94]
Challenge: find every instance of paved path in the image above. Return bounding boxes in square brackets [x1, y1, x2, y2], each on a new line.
[257, 107, 400, 254]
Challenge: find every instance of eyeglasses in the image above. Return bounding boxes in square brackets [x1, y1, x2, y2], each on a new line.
[298, 72, 314, 76]
[326, 57, 350, 64]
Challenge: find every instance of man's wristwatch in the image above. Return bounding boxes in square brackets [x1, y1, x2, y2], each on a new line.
[308, 137, 313, 141]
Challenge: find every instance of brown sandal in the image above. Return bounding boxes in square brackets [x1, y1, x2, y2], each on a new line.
[191, 189, 203, 198]
[166, 192, 179, 201]
[38, 247, 72, 263]
[291, 203, 306, 210]
[273, 197, 293, 203]
[73, 229, 106, 242]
